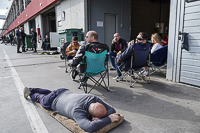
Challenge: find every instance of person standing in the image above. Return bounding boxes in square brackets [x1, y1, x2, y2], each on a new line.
[31, 28, 37, 52]
[109, 33, 127, 70]
[9, 33, 14, 46]
[21, 27, 26, 52]
[15, 26, 22, 53]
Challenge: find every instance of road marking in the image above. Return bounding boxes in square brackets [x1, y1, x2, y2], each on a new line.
[3, 49, 49, 133]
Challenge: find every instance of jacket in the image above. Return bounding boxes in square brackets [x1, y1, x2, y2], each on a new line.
[65, 43, 81, 56]
[111, 38, 127, 53]
[71, 42, 109, 67]
[31, 31, 37, 41]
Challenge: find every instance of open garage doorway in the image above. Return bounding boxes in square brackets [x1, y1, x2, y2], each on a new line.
[130, 0, 170, 77]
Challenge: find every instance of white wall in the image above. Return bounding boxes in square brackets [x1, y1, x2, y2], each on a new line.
[56, 0, 85, 33]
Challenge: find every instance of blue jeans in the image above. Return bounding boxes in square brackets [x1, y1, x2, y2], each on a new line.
[30, 88, 67, 110]
[109, 51, 117, 67]
[115, 56, 122, 76]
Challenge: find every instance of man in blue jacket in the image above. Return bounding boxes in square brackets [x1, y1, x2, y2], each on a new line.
[113, 32, 150, 80]
[24, 87, 121, 132]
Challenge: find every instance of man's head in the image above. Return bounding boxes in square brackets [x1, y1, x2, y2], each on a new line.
[113, 33, 121, 43]
[16, 26, 20, 30]
[135, 32, 149, 43]
[31, 28, 34, 32]
[85, 31, 98, 43]
[21, 27, 24, 31]
[88, 102, 107, 121]
[72, 36, 78, 44]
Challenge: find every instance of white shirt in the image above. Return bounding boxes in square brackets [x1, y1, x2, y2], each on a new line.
[151, 43, 163, 53]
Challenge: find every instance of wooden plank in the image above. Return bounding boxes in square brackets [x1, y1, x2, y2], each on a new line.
[185, 1, 200, 7]
[180, 77, 200, 87]
[184, 19, 200, 27]
[181, 65, 200, 73]
[184, 12, 200, 20]
[185, 5, 200, 14]
[182, 52, 200, 59]
[184, 26, 200, 33]
[180, 71, 200, 79]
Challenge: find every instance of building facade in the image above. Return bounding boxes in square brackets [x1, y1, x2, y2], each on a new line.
[1, 0, 200, 87]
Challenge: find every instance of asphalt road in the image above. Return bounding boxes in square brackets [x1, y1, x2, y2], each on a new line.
[1, 42, 200, 133]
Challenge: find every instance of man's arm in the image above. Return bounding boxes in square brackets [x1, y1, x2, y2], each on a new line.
[74, 112, 111, 132]
[65, 44, 72, 56]
[119, 45, 133, 61]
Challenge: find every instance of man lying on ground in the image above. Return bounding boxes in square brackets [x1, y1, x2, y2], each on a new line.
[24, 87, 121, 132]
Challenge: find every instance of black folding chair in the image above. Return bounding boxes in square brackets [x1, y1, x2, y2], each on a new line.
[116, 43, 151, 87]
[150, 45, 168, 75]
[60, 42, 71, 73]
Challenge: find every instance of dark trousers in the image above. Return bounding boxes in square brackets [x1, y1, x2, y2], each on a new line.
[10, 39, 13, 45]
[109, 51, 117, 67]
[30, 88, 67, 110]
[21, 39, 26, 51]
[17, 38, 21, 52]
[67, 55, 74, 60]
[32, 40, 37, 52]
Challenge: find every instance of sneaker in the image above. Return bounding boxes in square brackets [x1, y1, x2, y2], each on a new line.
[113, 76, 123, 81]
[139, 70, 149, 76]
[70, 70, 78, 81]
[110, 67, 116, 70]
[24, 87, 31, 99]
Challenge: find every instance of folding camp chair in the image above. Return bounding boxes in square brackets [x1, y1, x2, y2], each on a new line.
[116, 43, 151, 87]
[78, 50, 110, 93]
[60, 42, 71, 73]
[150, 45, 168, 75]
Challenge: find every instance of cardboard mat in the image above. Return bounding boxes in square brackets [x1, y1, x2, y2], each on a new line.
[35, 102, 124, 133]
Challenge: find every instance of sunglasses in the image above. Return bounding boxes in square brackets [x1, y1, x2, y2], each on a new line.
[73, 42, 78, 44]
[136, 37, 143, 41]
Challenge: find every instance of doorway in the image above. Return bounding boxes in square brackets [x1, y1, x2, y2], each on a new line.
[104, 14, 116, 48]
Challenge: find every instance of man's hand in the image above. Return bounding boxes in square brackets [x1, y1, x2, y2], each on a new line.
[112, 39, 117, 44]
[117, 51, 121, 56]
[72, 49, 77, 54]
[108, 113, 121, 122]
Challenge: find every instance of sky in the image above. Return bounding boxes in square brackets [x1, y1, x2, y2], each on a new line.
[0, 0, 13, 29]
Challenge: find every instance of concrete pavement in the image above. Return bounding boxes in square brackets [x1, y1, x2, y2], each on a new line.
[0, 42, 200, 133]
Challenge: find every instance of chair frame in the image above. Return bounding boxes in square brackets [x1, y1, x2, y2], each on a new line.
[116, 44, 151, 87]
[78, 51, 110, 93]
[149, 45, 168, 75]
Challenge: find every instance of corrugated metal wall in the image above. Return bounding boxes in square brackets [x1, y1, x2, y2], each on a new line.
[180, 1, 200, 86]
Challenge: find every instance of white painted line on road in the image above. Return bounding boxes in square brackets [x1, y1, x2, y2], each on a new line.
[3, 49, 49, 133]
[0, 76, 13, 79]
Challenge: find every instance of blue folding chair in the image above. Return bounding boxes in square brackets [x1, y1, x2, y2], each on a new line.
[116, 43, 151, 87]
[150, 45, 168, 75]
[78, 50, 110, 93]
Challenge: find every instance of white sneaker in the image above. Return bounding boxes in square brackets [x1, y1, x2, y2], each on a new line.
[139, 70, 149, 76]
[113, 76, 123, 81]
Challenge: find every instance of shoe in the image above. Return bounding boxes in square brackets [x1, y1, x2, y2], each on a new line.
[110, 67, 116, 70]
[24, 87, 31, 99]
[22, 50, 27, 52]
[79, 76, 88, 85]
[33, 51, 37, 53]
[113, 76, 123, 81]
[70, 70, 78, 81]
[17, 51, 22, 53]
[139, 70, 149, 76]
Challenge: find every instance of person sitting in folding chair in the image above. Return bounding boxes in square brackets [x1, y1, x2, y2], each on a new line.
[65, 36, 81, 60]
[113, 32, 150, 80]
[141, 33, 164, 76]
[68, 31, 109, 82]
